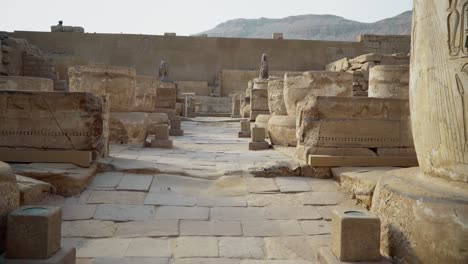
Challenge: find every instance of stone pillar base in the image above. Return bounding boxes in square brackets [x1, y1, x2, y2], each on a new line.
[249, 141, 270, 151]
[317, 247, 390, 264]
[371, 168, 468, 264]
[238, 131, 251, 138]
[250, 110, 270, 121]
[148, 140, 173, 149]
[2, 247, 76, 264]
[169, 129, 184, 136]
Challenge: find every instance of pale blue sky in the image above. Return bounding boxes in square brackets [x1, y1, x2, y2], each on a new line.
[1, 0, 413, 35]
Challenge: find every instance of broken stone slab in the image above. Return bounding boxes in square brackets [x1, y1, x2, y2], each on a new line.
[11, 163, 97, 197]
[0, 91, 107, 158]
[0, 76, 54, 91]
[69, 65, 137, 112]
[15, 175, 51, 205]
[0, 161, 20, 254]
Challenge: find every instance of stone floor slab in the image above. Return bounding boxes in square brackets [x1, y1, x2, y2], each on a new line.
[154, 206, 209, 220]
[89, 172, 124, 189]
[247, 194, 303, 207]
[211, 207, 265, 221]
[197, 196, 247, 207]
[172, 237, 218, 258]
[125, 238, 172, 257]
[76, 238, 131, 258]
[145, 191, 197, 206]
[308, 179, 340, 192]
[219, 237, 264, 259]
[117, 174, 154, 191]
[180, 220, 242, 236]
[264, 236, 317, 261]
[94, 204, 155, 221]
[300, 221, 331, 235]
[264, 206, 322, 220]
[172, 258, 241, 264]
[240, 260, 312, 264]
[62, 204, 97, 220]
[93, 258, 169, 264]
[275, 177, 312, 193]
[115, 220, 179, 237]
[242, 220, 303, 237]
[246, 177, 280, 194]
[87, 191, 146, 205]
[301, 192, 349, 206]
[62, 220, 116, 238]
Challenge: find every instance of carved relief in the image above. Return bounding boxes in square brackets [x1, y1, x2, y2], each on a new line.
[448, 0, 461, 56]
[456, 64, 468, 153]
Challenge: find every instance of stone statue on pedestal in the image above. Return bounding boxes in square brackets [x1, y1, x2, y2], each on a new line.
[159, 61, 170, 82]
[260, 53, 269, 80]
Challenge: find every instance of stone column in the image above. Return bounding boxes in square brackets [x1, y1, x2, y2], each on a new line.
[368, 65, 409, 99]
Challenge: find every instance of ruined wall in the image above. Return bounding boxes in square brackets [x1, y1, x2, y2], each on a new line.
[176, 81, 210, 96]
[8, 31, 410, 87]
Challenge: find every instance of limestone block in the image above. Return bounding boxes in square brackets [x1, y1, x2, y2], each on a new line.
[148, 124, 169, 140]
[2, 247, 76, 264]
[6, 206, 61, 259]
[69, 65, 136, 112]
[267, 78, 287, 115]
[150, 139, 173, 149]
[369, 65, 409, 99]
[331, 209, 381, 262]
[0, 162, 20, 254]
[16, 175, 51, 205]
[251, 127, 266, 143]
[147, 113, 169, 125]
[253, 78, 268, 89]
[371, 168, 468, 264]
[0, 76, 54, 91]
[250, 88, 269, 111]
[249, 141, 270, 151]
[410, 0, 468, 183]
[169, 116, 182, 130]
[154, 108, 177, 118]
[254, 114, 271, 129]
[134, 75, 158, 112]
[240, 120, 251, 132]
[0, 91, 106, 156]
[350, 53, 383, 64]
[268, 115, 297, 147]
[110, 112, 148, 145]
[284, 71, 353, 116]
[297, 96, 413, 149]
[155, 82, 177, 109]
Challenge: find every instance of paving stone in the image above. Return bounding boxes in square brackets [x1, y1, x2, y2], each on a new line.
[247, 194, 303, 207]
[117, 174, 154, 191]
[150, 174, 211, 196]
[180, 220, 242, 236]
[145, 191, 197, 206]
[62, 204, 97, 220]
[240, 260, 312, 264]
[308, 179, 340, 192]
[306, 235, 331, 260]
[94, 204, 155, 221]
[246, 177, 279, 193]
[264, 236, 317, 261]
[76, 238, 131, 258]
[76, 259, 93, 264]
[264, 206, 322, 220]
[65, 190, 93, 205]
[211, 207, 265, 221]
[173, 258, 241, 264]
[89, 172, 124, 189]
[94, 258, 169, 264]
[62, 220, 116, 238]
[300, 221, 331, 235]
[154, 206, 209, 220]
[301, 192, 349, 206]
[115, 220, 179, 237]
[172, 237, 218, 258]
[206, 176, 248, 196]
[125, 238, 171, 257]
[275, 177, 312, 193]
[197, 196, 247, 207]
[87, 191, 146, 205]
[242, 220, 303, 237]
[219, 237, 264, 259]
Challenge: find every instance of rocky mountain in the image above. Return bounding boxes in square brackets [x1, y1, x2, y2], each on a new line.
[197, 11, 412, 41]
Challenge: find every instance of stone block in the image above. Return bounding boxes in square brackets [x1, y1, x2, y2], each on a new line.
[240, 120, 251, 132]
[148, 124, 169, 140]
[250, 88, 269, 111]
[110, 112, 149, 145]
[0, 91, 107, 157]
[2, 247, 76, 264]
[6, 206, 61, 259]
[0, 162, 20, 254]
[249, 141, 269, 151]
[238, 131, 251, 138]
[317, 247, 390, 264]
[0, 76, 54, 91]
[69, 65, 136, 112]
[268, 115, 296, 147]
[251, 127, 266, 143]
[267, 78, 287, 115]
[308, 155, 418, 167]
[0, 149, 92, 168]
[16, 175, 51, 205]
[134, 75, 158, 112]
[331, 209, 381, 262]
[169, 116, 182, 129]
[369, 65, 409, 99]
[149, 139, 173, 149]
[169, 129, 184, 136]
[155, 84, 177, 109]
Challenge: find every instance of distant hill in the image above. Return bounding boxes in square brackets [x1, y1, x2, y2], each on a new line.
[197, 11, 412, 41]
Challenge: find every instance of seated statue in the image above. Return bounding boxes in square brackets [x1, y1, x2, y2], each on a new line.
[260, 53, 269, 80]
[159, 61, 170, 82]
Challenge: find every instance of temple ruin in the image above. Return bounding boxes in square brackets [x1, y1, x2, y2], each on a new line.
[0, 1, 467, 263]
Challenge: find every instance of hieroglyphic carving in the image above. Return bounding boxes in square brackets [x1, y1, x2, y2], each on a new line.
[159, 61, 170, 82]
[448, 0, 461, 55]
[456, 64, 468, 152]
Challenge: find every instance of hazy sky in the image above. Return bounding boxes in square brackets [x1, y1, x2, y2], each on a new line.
[1, 0, 413, 36]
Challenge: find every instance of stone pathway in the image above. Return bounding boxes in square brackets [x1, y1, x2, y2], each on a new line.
[37, 118, 358, 264]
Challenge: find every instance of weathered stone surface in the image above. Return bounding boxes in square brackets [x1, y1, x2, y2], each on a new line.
[300, 220, 331, 235]
[410, 0, 468, 183]
[110, 112, 149, 145]
[267, 78, 287, 116]
[2, 247, 77, 264]
[242, 220, 303, 236]
[94, 204, 155, 221]
[6, 206, 61, 259]
[0, 76, 54, 91]
[134, 75, 158, 112]
[173, 258, 240, 264]
[172, 237, 218, 258]
[87, 191, 146, 205]
[275, 177, 311, 193]
[317, 247, 391, 264]
[254, 114, 271, 131]
[371, 168, 468, 264]
[297, 96, 413, 149]
[249, 141, 270, 150]
[115, 220, 179, 238]
[369, 65, 409, 99]
[89, 172, 123, 189]
[93, 257, 169, 264]
[144, 191, 197, 206]
[284, 71, 353, 116]
[155, 83, 177, 109]
[0, 161, 19, 254]
[264, 236, 318, 261]
[0, 91, 106, 154]
[12, 163, 97, 197]
[61, 205, 97, 220]
[180, 221, 242, 236]
[75, 238, 131, 258]
[240, 260, 312, 264]
[296, 146, 377, 162]
[331, 209, 381, 262]
[247, 194, 303, 207]
[154, 206, 209, 220]
[264, 206, 321, 220]
[197, 196, 247, 207]
[219, 237, 264, 259]
[268, 116, 297, 147]
[302, 192, 349, 206]
[211, 207, 265, 221]
[250, 88, 269, 119]
[246, 177, 279, 194]
[126, 238, 171, 257]
[15, 175, 51, 205]
[62, 220, 116, 238]
[117, 174, 153, 191]
[376, 147, 416, 157]
[69, 65, 136, 112]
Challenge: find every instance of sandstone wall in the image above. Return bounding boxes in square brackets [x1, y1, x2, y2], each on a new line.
[176, 81, 210, 96]
[0, 76, 53, 91]
[135, 75, 158, 112]
[195, 96, 231, 115]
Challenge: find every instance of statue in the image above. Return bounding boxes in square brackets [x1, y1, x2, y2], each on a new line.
[158, 61, 169, 82]
[260, 53, 269, 79]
